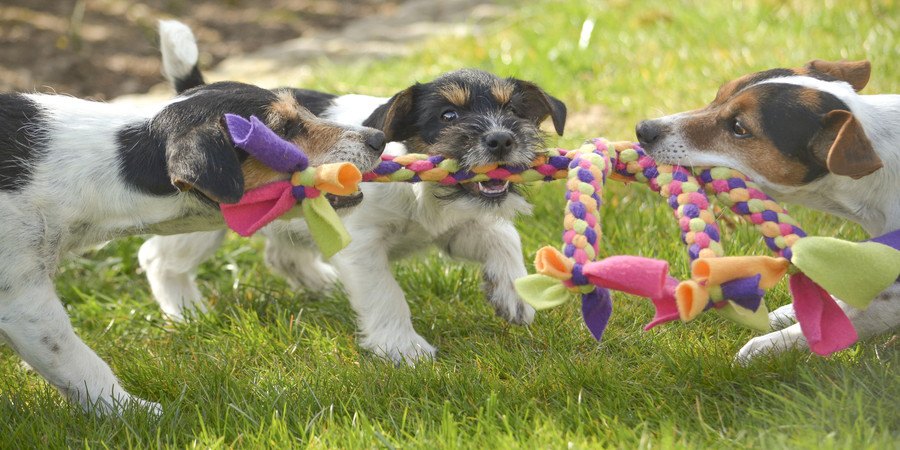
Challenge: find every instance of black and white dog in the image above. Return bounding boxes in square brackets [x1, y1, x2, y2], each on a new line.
[0, 78, 384, 413]
[139, 21, 567, 364]
[636, 59, 899, 362]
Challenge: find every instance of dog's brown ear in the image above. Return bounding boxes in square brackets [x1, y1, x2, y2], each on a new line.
[167, 124, 244, 204]
[805, 59, 871, 91]
[515, 80, 567, 136]
[363, 86, 417, 142]
[811, 110, 882, 179]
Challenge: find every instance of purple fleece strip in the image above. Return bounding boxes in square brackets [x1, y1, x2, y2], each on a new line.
[581, 288, 613, 342]
[720, 274, 764, 311]
[869, 229, 900, 250]
[224, 114, 308, 173]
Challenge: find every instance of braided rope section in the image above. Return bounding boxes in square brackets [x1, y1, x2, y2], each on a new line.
[362, 152, 570, 184]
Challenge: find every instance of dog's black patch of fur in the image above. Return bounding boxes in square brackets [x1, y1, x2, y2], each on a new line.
[117, 122, 174, 196]
[173, 65, 206, 95]
[755, 83, 849, 182]
[0, 94, 49, 191]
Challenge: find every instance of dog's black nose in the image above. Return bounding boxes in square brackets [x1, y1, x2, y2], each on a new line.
[365, 131, 386, 154]
[636, 120, 663, 146]
[484, 131, 516, 155]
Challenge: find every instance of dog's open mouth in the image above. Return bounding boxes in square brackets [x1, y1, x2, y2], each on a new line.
[327, 191, 364, 209]
[463, 180, 510, 199]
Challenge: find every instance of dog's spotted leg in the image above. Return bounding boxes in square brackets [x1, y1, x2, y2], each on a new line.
[443, 219, 535, 325]
[139, 230, 226, 321]
[0, 281, 161, 415]
[331, 234, 436, 365]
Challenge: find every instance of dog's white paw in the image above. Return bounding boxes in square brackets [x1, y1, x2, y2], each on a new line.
[768, 304, 797, 330]
[137, 399, 163, 416]
[362, 331, 437, 366]
[88, 394, 162, 416]
[735, 324, 807, 366]
[292, 261, 339, 293]
[487, 285, 535, 325]
[495, 298, 535, 326]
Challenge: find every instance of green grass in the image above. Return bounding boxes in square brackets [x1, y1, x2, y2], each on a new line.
[2, 0, 899, 447]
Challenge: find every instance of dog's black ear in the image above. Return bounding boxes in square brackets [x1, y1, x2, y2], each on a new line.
[166, 124, 244, 204]
[515, 80, 567, 136]
[811, 109, 882, 179]
[363, 86, 417, 142]
[805, 59, 871, 92]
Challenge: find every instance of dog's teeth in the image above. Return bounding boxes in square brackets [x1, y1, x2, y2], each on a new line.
[477, 181, 509, 194]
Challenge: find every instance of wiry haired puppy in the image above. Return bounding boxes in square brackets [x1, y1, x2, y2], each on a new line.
[636, 59, 899, 363]
[325, 70, 566, 363]
[140, 21, 566, 364]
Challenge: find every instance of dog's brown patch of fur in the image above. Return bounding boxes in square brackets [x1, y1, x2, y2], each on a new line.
[267, 91, 347, 164]
[491, 79, 514, 105]
[267, 92, 302, 128]
[797, 87, 822, 110]
[438, 83, 470, 107]
[241, 158, 290, 190]
[294, 121, 343, 163]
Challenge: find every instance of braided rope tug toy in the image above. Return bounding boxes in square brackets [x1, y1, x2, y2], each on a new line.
[221, 117, 900, 356]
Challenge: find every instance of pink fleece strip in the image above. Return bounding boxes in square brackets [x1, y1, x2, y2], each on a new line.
[582, 255, 669, 299]
[789, 273, 858, 356]
[644, 276, 681, 330]
[220, 181, 296, 237]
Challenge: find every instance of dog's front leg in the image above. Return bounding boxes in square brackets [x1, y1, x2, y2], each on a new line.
[0, 281, 161, 415]
[443, 219, 535, 325]
[331, 235, 436, 365]
[736, 283, 900, 363]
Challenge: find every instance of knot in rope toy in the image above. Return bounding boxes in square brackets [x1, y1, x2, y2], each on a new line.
[218, 114, 362, 257]
[221, 118, 899, 356]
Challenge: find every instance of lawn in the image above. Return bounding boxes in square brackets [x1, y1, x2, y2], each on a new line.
[2, 0, 898, 447]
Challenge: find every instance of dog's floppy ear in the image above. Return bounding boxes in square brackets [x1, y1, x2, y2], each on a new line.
[805, 59, 871, 92]
[515, 80, 567, 136]
[363, 86, 417, 142]
[166, 123, 244, 204]
[811, 109, 882, 179]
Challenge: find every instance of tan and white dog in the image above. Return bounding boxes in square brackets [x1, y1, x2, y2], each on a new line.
[636, 59, 899, 362]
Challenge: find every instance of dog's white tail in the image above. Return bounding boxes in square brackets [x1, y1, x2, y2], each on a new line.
[158, 20, 204, 93]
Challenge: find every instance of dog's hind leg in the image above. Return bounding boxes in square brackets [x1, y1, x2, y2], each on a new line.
[139, 230, 226, 321]
[263, 226, 338, 294]
[443, 219, 535, 325]
[0, 281, 161, 415]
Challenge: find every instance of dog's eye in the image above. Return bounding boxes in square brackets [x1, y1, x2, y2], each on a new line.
[731, 119, 750, 137]
[441, 110, 459, 122]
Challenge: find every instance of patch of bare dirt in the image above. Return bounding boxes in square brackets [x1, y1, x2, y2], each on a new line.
[0, 0, 400, 100]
